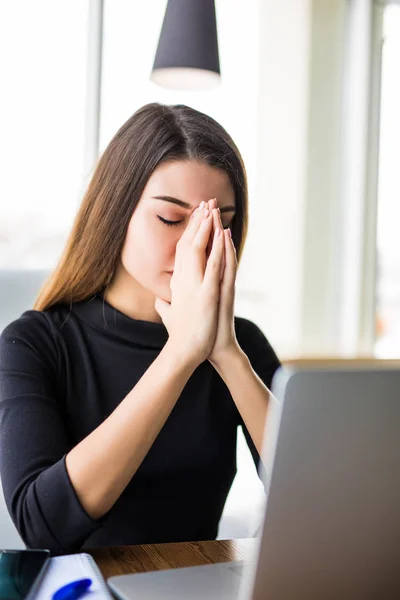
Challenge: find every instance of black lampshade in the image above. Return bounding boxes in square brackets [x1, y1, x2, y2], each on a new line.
[151, 0, 221, 90]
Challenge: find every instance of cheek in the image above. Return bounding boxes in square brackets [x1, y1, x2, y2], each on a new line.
[147, 218, 182, 258]
[121, 218, 177, 273]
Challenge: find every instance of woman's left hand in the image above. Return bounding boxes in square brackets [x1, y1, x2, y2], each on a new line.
[207, 198, 241, 367]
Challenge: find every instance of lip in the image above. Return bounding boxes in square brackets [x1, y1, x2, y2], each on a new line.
[167, 270, 174, 274]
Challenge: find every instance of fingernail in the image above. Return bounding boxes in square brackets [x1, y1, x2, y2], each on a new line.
[199, 201, 205, 211]
[215, 227, 221, 238]
[228, 228, 232, 237]
[204, 209, 210, 217]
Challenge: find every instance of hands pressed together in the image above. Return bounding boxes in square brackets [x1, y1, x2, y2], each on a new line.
[155, 198, 240, 370]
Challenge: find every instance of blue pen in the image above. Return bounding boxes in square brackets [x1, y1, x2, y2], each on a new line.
[52, 578, 92, 600]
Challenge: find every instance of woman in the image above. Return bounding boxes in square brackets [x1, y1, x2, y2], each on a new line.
[0, 103, 280, 553]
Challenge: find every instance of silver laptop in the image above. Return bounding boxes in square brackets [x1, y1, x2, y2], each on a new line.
[108, 364, 400, 599]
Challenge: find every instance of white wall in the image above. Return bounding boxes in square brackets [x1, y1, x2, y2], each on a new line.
[241, 0, 312, 358]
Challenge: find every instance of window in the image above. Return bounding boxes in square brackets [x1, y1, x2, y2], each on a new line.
[0, 2, 89, 269]
[374, 4, 400, 357]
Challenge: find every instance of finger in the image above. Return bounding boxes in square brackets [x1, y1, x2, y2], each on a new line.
[206, 198, 217, 260]
[179, 201, 208, 245]
[210, 208, 225, 279]
[192, 208, 213, 253]
[154, 297, 170, 323]
[203, 226, 224, 290]
[221, 228, 237, 290]
[211, 206, 224, 235]
[208, 197, 217, 211]
[206, 203, 220, 259]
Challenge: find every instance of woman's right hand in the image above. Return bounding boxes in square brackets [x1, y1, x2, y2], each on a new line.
[155, 201, 225, 369]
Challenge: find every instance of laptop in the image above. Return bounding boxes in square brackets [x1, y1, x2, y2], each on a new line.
[108, 364, 400, 599]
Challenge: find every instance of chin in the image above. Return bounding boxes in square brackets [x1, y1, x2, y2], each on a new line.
[129, 270, 171, 304]
[151, 279, 172, 304]
[159, 287, 172, 304]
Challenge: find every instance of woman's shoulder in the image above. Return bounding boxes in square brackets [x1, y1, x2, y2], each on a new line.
[234, 315, 274, 349]
[1, 309, 47, 343]
[234, 315, 281, 386]
[1, 304, 65, 344]
[0, 304, 70, 370]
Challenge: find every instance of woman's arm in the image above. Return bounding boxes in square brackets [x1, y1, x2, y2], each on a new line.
[205, 201, 280, 459]
[66, 341, 195, 520]
[211, 346, 274, 456]
[0, 316, 197, 550]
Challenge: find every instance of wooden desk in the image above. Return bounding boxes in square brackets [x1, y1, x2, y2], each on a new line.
[87, 538, 256, 580]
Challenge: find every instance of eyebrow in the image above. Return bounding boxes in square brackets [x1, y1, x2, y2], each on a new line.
[152, 195, 236, 214]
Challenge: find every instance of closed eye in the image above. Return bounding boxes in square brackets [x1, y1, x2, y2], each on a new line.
[158, 215, 231, 229]
[157, 216, 184, 227]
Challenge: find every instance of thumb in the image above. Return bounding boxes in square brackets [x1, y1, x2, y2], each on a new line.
[154, 297, 171, 325]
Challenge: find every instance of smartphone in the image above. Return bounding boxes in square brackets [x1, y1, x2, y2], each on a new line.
[0, 549, 51, 600]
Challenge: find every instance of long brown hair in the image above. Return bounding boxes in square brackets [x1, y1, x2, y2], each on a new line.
[34, 103, 249, 312]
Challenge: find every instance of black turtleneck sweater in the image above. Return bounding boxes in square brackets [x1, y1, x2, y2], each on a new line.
[0, 294, 280, 554]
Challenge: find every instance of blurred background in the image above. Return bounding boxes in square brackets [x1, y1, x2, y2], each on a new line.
[0, 0, 399, 547]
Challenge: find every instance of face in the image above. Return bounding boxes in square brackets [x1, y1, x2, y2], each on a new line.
[119, 159, 236, 303]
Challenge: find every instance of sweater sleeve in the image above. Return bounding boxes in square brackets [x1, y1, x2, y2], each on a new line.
[234, 317, 281, 476]
[0, 312, 106, 553]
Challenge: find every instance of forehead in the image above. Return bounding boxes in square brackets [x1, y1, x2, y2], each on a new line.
[143, 160, 235, 210]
